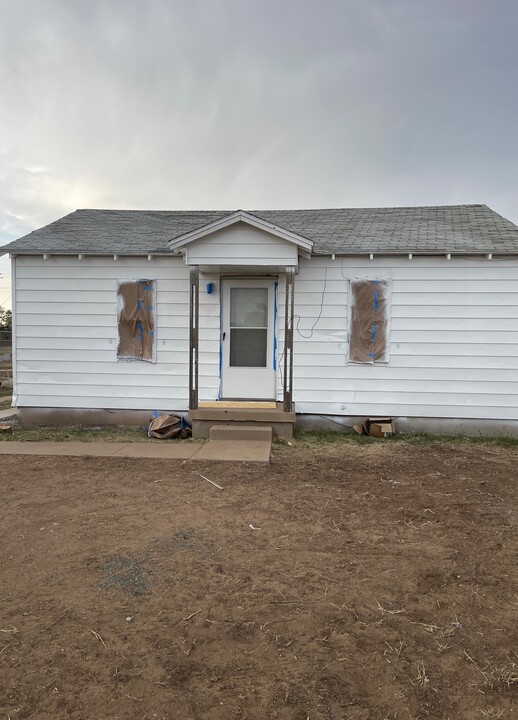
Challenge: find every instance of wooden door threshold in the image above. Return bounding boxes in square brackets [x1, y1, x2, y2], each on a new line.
[198, 400, 277, 409]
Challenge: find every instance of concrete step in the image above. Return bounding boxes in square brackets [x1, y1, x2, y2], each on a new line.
[209, 424, 273, 443]
[193, 438, 271, 463]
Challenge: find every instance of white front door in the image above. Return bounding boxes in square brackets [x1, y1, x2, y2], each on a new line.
[221, 278, 276, 400]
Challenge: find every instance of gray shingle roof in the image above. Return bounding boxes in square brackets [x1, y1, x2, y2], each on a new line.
[2, 204, 518, 256]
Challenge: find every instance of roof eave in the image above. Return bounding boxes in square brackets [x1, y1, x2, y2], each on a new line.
[313, 249, 516, 256]
[0, 249, 176, 257]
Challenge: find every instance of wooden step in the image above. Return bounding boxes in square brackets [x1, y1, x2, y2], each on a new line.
[188, 402, 295, 439]
[199, 401, 277, 409]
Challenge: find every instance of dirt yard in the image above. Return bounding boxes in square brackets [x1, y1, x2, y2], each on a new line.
[1, 437, 517, 719]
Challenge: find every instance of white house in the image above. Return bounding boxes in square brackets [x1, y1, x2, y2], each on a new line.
[3, 204, 518, 437]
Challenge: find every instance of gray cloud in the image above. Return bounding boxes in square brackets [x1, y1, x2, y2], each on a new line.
[1, 0, 518, 300]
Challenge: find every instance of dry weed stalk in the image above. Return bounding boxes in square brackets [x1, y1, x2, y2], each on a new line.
[416, 661, 430, 685]
[384, 640, 404, 664]
[376, 601, 405, 615]
[0, 625, 18, 633]
[482, 659, 518, 690]
[410, 617, 461, 639]
[88, 629, 108, 650]
[499, 661, 518, 687]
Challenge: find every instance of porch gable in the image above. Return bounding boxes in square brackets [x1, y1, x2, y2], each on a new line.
[168, 210, 313, 269]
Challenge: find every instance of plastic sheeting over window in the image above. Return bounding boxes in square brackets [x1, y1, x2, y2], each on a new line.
[117, 280, 156, 362]
[349, 279, 389, 364]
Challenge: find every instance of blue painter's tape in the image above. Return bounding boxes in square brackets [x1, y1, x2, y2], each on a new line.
[147, 306, 153, 311]
[371, 323, 376, 342]
[368, 353, 376, 358]
[137, 299, 141, 310]
[373, 290, 379, 311]
[273, 280, 278, 371]
[154, 410, 159, 418]
[149, 330, 154, 335]
[137, 321, 143, 344]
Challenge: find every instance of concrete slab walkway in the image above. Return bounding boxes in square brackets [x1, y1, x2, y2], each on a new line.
[0, 441, 200, 459]
[0, 408, 17, 420]
[0, 436, 271, 463]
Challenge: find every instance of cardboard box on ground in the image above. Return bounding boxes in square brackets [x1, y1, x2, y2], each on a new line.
[353, 418, 395, 438]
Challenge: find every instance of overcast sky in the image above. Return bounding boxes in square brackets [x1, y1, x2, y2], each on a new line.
[1, 0, 518, 306]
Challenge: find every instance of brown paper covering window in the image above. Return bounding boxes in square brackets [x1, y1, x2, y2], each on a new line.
[349, 280, 388, 363]
[117, 280, 155, 362]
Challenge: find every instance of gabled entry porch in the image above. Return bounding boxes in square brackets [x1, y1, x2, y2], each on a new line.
[166, 210, 312, 439]
[186, 265, 296, 438]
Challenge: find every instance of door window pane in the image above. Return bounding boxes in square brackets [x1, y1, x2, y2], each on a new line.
[230, 328, 267, 367]
[230, 288, 268, 328]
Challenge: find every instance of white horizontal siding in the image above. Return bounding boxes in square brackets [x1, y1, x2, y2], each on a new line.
[15, 301, 190, 315]
[16, 395, 187, 409]
[293, 279, 518, 293]
[15, 265, 190, 279]
[14, 252, 518, 422]
[276, 255, 518, 420]
[14, 256, 221, 410]
[185, 223, 298, 266]
[15, 348, 220, 364]
[16, 326, 222, 341]
[16, 337, 219, 353]
[15, 313, 217, 330]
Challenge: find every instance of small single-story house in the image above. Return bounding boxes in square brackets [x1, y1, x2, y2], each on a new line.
[2, 204, 518, 437]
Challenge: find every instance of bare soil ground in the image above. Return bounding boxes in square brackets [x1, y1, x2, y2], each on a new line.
[1, 438, 517, 719]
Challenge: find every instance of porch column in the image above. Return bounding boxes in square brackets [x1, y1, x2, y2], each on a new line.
[189, 266, 200, 410]
[283, 266, 295, 412]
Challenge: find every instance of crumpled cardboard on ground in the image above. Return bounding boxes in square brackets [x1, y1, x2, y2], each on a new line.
[148, 414, 192, 440]
[353, 417, 395, 438]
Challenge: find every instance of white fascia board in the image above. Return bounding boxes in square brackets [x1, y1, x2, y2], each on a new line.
[320, 251, 514, 258]
[167, 210, 314, 252]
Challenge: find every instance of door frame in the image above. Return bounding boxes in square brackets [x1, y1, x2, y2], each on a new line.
[220, 276, 278, 400]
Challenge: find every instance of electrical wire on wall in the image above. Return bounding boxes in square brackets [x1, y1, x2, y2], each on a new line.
[278, 265, 329, 387]
[293, 265, 328, 339]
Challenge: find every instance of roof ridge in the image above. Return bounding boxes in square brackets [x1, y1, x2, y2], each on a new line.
[72, 203, 488, 214]
[74, 208, 232, 213]
[253, 203, 488, 212]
